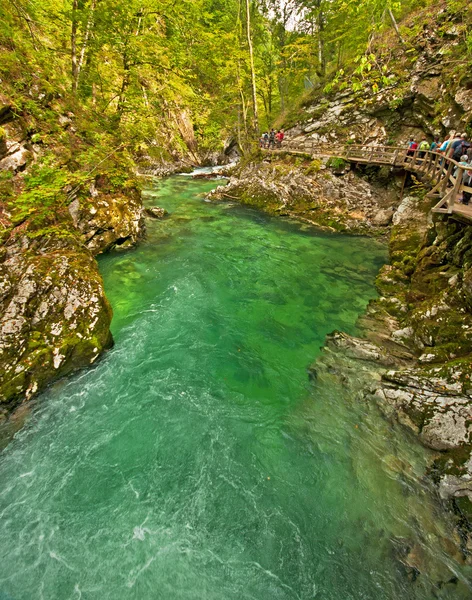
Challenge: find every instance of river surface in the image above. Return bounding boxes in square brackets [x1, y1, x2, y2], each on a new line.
[1, 176, 471, 599]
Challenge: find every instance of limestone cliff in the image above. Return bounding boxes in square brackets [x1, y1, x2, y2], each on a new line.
[283, 3, 471, 149]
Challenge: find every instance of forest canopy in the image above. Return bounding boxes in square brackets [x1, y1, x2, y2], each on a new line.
[0, 0, 467, 156]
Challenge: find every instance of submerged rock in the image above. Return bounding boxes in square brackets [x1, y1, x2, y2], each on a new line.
[145, 206, 168, 219]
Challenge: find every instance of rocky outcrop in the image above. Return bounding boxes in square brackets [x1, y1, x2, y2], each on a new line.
[68, 179, 145, 254]
[0, 141, 31, 172]
[378, 368, 472, 450]
[0, 113, 146, 417]
[208, 153, 399, 234]
[136, 158, 194, 177]
[284, 8, 471, 149]
[311, 194, 472, 519]
[0, 233, 113, 417]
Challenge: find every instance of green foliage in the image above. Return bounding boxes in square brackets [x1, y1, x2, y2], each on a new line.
[326, 157, 346, 170]
[9, 156, 87, 229]
[0, 127, 6, 141]
[304, 159, 322, 175]
[0, 170, 14, 205]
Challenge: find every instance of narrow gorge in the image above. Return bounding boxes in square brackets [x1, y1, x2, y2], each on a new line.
[1, 1, 472, 598]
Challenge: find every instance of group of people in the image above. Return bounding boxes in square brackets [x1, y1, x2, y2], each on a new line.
[407, 132, 472, 161]
[259, 129, 285, 149]
[407, 132, 472, 205]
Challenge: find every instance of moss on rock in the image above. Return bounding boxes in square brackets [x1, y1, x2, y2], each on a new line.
[0, 231, 113, 417]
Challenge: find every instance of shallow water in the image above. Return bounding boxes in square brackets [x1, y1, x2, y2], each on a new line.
[0, 177, 471, 599]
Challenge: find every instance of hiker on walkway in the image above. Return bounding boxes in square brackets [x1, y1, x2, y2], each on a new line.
[418, 137, 429, 160]
[406, 138, 418, 159]
[451, 133, 470, 162]
[275, 130, 284, 148]
[461, 165, 472, 205]
[430, 136, 440, 151]
[259, 134, 266, 148]
[438, 131, 456, 154]
[269, 129, 276, 149]
[263, 131, 269, 148]
[454, 154, 469, 179]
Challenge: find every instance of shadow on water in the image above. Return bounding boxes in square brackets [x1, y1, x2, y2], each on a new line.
[0, 176, 471, 599]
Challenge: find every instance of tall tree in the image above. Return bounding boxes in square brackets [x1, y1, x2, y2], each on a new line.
[245, 0, 259, 132]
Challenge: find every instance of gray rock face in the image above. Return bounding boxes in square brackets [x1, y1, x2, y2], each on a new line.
[0, 145, 30, 172]
[283, 23, 470, 150]
[392, 195, 426, 226]
[207, 157, 398, 233]
[439, 474, 472, 502]
[322, 331, 396, 365]
[68, 182, 145, 254]
[0, 234, 113, 416]
[373, 209, 394, 226]
[375, 369, 472, 451]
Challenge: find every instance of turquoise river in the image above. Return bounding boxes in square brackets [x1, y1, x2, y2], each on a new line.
[1, 176, 471, 599]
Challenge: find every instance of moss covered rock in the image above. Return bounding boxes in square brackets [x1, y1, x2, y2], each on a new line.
[0, 232, 113, 417]
[68, 176, 145, 255]
[207, 155, 398, 234]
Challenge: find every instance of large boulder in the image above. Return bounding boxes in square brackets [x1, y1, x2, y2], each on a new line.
[0, 233, 113, 416]
[68, 180, 145, 254]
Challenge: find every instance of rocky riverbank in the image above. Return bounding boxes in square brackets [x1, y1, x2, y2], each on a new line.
[210, 156, 472, 553]
[208, 152, 400, 235]
[321, 195, 472, 528]
[0, 174, 146, 420]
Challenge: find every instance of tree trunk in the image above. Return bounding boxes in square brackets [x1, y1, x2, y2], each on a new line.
[388, 7, 404, 44]
[71, 0, 79, 91]
[236, 0, 249, 140]
[245, 0, 259, 133]
[316, 2, 325, 78]
[76, 0, 97, 88]
[117, 53, 130, 117]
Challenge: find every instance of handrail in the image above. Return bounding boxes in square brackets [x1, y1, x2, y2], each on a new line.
[270, 139, 472, 216]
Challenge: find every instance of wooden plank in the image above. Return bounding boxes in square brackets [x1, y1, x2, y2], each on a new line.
[452, 204, 472, 219]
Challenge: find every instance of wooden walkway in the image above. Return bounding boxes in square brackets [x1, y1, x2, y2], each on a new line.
[278, 141, 472, 220]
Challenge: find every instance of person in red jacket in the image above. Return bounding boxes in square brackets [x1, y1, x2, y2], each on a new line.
[275, 129, 285, 148]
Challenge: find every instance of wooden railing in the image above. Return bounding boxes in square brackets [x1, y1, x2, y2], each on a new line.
[275, 141, 472, 215]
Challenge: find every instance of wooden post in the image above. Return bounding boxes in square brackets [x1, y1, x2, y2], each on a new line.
[431, 153, 440, 180]
[425, 152, 434, 175]
[449, 166, 463, 213]
[392, 149, 399, 165]
[399, 170, 408, 200]
[424, 151, 433, 174]
[442, 159, 454, 193]
[402, 147, 409, 167]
